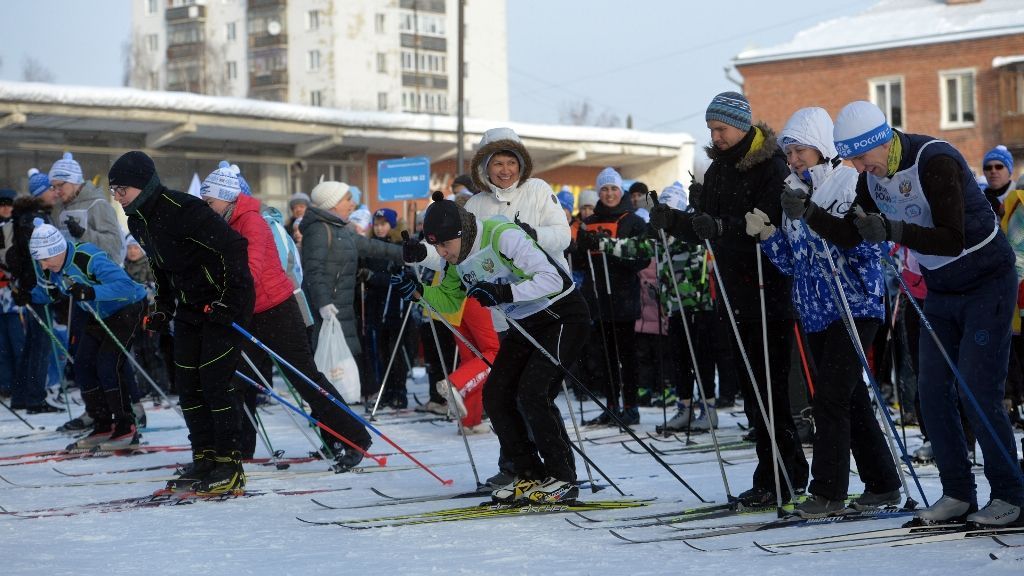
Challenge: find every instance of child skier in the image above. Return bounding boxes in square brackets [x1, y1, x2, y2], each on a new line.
[391, 192, 589, 503]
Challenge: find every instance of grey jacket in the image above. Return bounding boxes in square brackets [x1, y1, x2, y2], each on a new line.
[300, 206, 403, 354]
[54, 182, 125, 263]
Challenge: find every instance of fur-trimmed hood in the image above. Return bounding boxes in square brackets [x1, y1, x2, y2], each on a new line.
[470, 128, 534, 193]
[704, 122, 780, 173]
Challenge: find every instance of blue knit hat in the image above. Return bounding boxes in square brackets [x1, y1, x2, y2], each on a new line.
[705, 91, 752, 132]
[27, 168, 50, 197]
[49, 152, 84, 185]
[0, 189, 15, 203]
[596, 167, 623, 190]
[219, 161, 252, 196]
[557, 188, 574, 213]
[201, 164, 243, 203]
[983, 145, 1014, 175]
[373, 207, 397, 228]
[834, 101, 892, 159]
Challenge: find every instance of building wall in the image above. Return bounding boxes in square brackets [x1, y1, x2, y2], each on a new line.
[737, 34, 1024, 177]
[462, 0, 509, 120]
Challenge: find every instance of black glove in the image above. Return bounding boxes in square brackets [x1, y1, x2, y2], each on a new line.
[12, 289, 31, 306]
[143, 310, 171, 333]
[688, 181, 704, 211]
[68, 282, 95, 302]
[65, 216, 86, 239]
[691, 213, 722, 240]
[467, 281, 513, 307]
[402, 233, 427, 263]
[390, 271, 422, 301]
[355, 268, 372, 283]
[46, 285, 63, 302]
[781, 185, 816, 221]
[205, 301, 234, 326]
[514, 214, 538, 241]
[576, 228, 599, 251]
[854, 210, 902, 244]
[648, 203, 677, 232]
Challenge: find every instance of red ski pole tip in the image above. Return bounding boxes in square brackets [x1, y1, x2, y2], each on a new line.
[374, 456, 388, 466]
[442, 479, 454, 486]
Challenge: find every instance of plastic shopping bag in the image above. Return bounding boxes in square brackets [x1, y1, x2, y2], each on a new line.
[313, 315, 361, 403]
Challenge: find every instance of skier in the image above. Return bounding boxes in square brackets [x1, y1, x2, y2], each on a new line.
[648, 91, 809, 507]
[574, 167, 650, 426]
[109, 150, 254, 495]
[392, 192, 588, 503]
[29, 219, 147, 449]
[799, 100, 1023, 526]
[749, 106, 902, 516]
[200, 164, 372, 469]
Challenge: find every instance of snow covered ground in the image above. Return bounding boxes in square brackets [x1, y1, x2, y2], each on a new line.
[1, 372, 1021, 576]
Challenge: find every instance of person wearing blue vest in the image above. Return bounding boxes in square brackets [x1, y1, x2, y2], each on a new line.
[786, 100, 1023, 527]
[29, 219, 147, 450]
[391, 192, 589, 504]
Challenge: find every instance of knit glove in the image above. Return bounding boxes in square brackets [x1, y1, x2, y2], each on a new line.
[467, 282, 513, 307]
[691, 213, 722, 240]
[853, 206, 902, 244]
[390, 271, 422, 301]
[781, 184, 817, 221]
[743, 208, 777, 241]
[68, 282, 95, 302]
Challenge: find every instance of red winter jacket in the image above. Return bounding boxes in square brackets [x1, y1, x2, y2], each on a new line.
[229, 194, 295, 314]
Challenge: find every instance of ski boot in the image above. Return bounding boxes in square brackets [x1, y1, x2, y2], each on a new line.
[908, 495, 976, 526]
[165, 449, 217, 493]
[657, 405, 694, 434]
[99, 421, 140, 451]
[193, 451, 246, 495]
[57, 412, 94, 433]
[492, 477, 541, 504]
[525, 478, 579, 504]
[330, 438, 371, 473]
[65, 420, 114, 451]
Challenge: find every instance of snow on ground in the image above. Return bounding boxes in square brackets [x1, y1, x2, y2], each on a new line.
[1, 372, 1022, 576]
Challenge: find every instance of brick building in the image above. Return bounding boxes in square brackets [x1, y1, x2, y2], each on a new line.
[733, 0, 1024, 179]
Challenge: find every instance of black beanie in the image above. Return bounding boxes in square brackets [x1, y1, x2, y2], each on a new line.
[109, 151, 158, 189]
[628, 181, 649, 196]
[423, 191, 465, 244]
[452, 174, 476, 193]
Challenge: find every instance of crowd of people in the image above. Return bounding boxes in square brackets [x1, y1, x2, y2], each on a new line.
[0, 91, 1022, 525]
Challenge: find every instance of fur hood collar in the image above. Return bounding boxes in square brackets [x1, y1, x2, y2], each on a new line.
[470, 136, 534, 193]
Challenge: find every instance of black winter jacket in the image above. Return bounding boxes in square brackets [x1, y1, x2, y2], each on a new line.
[668, 124, 793, 321]
[125, 185, 254, 324]
[4, 197, 52, 296]
[575, 197, 650, 322]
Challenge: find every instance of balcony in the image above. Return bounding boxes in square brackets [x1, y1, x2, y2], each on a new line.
[402, 73, 448, 90]
[400, 34, 446, 52]
[250, 33, 288, 49]
[400, 0, 446, 14]
[166, 5, 206, 22]
[250, 70, 288, 88]
[166, 43, 203, 60]
[248, 0, 286, 8]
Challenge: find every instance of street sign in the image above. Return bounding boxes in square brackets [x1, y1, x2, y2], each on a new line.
[377, 156, 431, 201]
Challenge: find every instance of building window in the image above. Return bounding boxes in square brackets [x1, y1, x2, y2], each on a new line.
[311, 90, 323, 107]
[147, 0, 158, 15]
[226, 61, 237, 81]
[940, 69, 976, 129]
[146, 34, 159, 53]
[307, 10, 321, 31]
[148, 71, 159, 90]
[378, 92, 388, 111]
[226, 22, 236, 42]
[869, 76, 904, 130]
[308, 50, 321, 72]
[375, 13, 386, 33]
[377, 53, 387, 73]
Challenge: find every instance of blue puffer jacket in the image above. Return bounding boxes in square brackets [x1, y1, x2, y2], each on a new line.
[31, 241, 147, 319]
[761, 107, 885, 333]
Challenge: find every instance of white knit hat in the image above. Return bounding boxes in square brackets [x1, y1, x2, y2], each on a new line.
[201, 162, 243, 202]
[311, 180, 350, 210]
[578, 188, 598, 208]
[659, 181, 688, 212]
[48, 152, 84, 185]
[833, 101, 892, 159]
[29, 217, 68, 260]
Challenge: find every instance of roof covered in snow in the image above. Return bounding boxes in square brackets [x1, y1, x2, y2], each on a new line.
[734, 0, 1024, 66]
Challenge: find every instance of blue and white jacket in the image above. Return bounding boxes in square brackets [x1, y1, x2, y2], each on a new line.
[31, 241, 147, 319]
[761, 107, 885, 333]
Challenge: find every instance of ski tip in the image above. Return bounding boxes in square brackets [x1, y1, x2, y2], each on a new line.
[683, 540, 709, 552]
[753, 541, 786, 555]
[989, 552, 999, 561]
[608, 529, 637, 543]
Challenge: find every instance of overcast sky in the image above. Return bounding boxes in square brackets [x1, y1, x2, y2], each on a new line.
[0, 0, 873, 146]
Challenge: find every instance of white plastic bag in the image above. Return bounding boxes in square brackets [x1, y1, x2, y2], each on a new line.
[313, 315, 361, 403]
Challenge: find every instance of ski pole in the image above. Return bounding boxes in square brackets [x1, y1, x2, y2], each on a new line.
[369, 301, 414, 419]
[411, 287, 620, 495]
[237, 351, 288, 469]
[600, 250, 626, 410]
[880, 252, 1024, 485]
[71, 297, 182, 419]
[803, 230, 925, 507]
[258, 353, 333, 463]
[232, 370, 384, 467]
[228, 321, 452, 485]
[0, 395, 34, 429]
[410, 266, 482, 488]
[756, 242, 786, 518]
[650, 203, 732, 501]
[703, 239, 796, 505]
[22, 303, 73, 419]
[497, 308, 708, 502]
[585, 248, 618, 417]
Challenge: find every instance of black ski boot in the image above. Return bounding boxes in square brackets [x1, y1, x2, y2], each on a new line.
[193, 451, 246, 495]
[166, 449, 217, 493]
[331, 438, 371, 473]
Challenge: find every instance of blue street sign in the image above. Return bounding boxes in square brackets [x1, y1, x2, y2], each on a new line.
[377, 156, 431, 201]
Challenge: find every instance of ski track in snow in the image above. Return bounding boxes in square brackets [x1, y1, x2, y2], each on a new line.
[1, 374, 1021, 575]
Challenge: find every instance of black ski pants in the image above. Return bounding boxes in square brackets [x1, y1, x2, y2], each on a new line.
[806, 319, 901, 501]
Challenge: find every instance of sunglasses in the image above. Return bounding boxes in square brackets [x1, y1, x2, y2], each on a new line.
[984, 164, 1006, 171]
